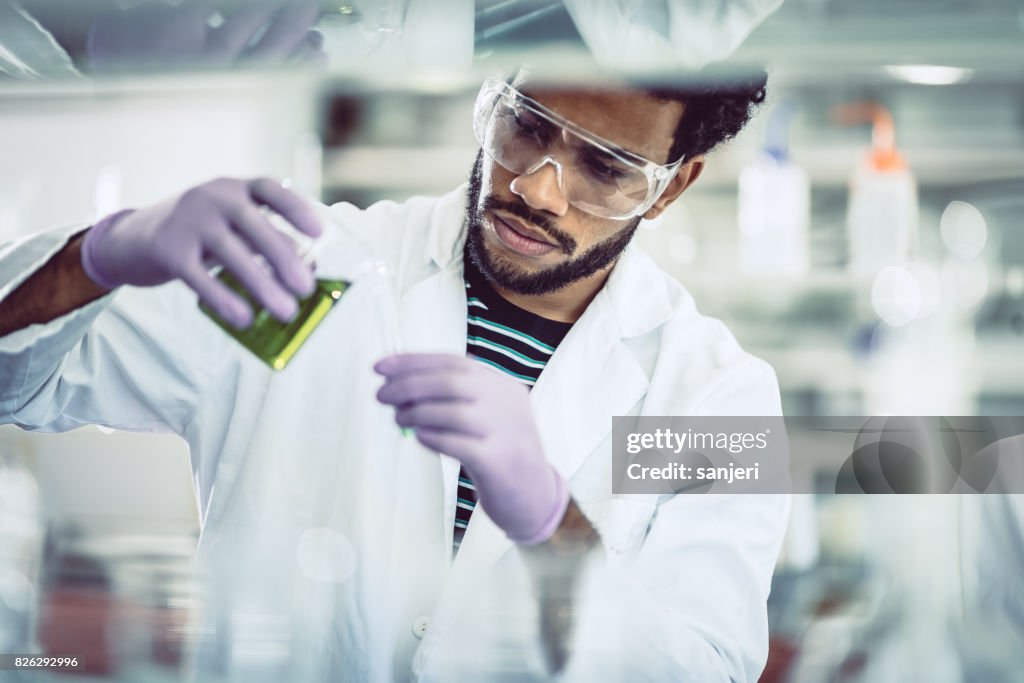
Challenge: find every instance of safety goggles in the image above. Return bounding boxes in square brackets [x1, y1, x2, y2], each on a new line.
[472, 78, 684, 220]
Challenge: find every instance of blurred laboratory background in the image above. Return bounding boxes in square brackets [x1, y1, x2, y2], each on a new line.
[2, 0, 1024, 680]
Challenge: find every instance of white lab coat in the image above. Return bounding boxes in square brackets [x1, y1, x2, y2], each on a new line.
[0, 185, 789, 682]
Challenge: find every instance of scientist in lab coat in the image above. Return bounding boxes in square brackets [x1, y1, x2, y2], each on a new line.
[0, 72, 788, 681]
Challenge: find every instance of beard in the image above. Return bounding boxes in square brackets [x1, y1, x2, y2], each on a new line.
[464, 151, 641, 296]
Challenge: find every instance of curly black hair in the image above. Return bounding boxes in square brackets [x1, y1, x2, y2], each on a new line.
[647, 69, 769, 162]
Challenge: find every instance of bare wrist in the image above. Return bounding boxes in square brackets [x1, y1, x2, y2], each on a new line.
[69, 230, 113, 297]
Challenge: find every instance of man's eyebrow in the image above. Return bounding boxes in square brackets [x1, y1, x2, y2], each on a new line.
[595, 140, 645, 163]
[575, 134, 648, 164]
[520, 89, 650, 162]
[579, 144, 631, 166]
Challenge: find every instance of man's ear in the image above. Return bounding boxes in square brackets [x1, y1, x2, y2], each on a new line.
[642, 156, 705, 221]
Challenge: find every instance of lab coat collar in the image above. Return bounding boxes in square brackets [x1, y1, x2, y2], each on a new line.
[424, 183, 470, 270]
[601, 237, 673, 338]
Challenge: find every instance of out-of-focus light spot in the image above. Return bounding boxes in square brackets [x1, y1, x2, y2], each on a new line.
[906, 261, 942, 319]
[940, 201, 987, 259]
[942, 258, 989, 312]
[661, 201, 692, 231]
[872, 266, 922, 326]
[1004, 267, 1024, 298]
[0, 466, 38, 516]
[408, 71, 469, 94]
[18, 172, 41, 205]
[0, 206, 20, 243]
[0, 571, 34, 612]
[95, 425, 115, 434]
[296, 526, 355, 584]
[885, 65, 974, 85]
[668, 233, 697, 264]
[93, 166, 122, 221]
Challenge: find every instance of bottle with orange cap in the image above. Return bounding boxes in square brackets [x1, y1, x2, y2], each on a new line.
[834, 102, 919, 278]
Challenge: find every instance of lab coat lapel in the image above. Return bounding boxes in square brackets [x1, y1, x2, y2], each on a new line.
[531, 285, 651, 481]
[401, 182, 470, 356]
[401, 187, 473, 554]
[424, 247, 659, 641]
[440, 286, 651, 570]
[414, 234, 675, 679]
[400, 266, 466, 355]
[401, 264, 468, 554]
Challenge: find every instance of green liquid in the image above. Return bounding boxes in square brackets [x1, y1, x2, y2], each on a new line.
[201, 271, 350, 371]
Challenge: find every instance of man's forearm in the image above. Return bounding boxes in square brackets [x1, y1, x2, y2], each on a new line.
[522, 497, 601, 674]
[0, 231, 110, 338]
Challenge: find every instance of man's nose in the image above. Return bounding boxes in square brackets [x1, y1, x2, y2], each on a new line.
[509, 158, 570, 218]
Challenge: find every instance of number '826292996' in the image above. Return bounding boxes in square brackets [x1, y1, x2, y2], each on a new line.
[10, 656, 80, 669]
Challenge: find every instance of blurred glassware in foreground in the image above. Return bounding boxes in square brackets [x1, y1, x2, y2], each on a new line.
[1, 0, 785, 79]
[35, 521, 200, 679]
[1, 0, 326, 79]
[0, 450, 43, 657]
[85, 0, 325, 74]
[562, 0, 782, 71]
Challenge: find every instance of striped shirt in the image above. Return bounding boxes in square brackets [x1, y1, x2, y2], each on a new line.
[454, 258, 573, 554]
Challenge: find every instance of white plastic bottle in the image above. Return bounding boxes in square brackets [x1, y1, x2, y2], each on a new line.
[839, 103, 918, 278]
[737, 100, 810, 276]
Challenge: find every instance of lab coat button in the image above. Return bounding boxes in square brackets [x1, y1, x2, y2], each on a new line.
[412, 616, 430, 639]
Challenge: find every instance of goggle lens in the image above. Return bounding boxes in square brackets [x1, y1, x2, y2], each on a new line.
[475, 84, 678, 220]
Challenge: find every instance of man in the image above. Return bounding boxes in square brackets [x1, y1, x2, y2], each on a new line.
[0, 71, 788, 681]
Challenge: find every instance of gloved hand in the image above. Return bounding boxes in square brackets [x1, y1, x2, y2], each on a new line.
[81, 177, 321, 328]
[375, 353, 570, 545]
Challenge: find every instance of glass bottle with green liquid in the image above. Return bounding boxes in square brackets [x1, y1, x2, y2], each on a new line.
[201, 270, 349, 371]
[199, 207, 400, 373]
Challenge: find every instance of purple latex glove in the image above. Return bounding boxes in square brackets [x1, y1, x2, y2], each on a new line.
[81, 177, 321, 328]
[375, 353, 570, 545]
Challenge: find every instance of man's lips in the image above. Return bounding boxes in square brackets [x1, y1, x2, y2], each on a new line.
[489, 212, 562, 257]
[496, 213, 559, 247]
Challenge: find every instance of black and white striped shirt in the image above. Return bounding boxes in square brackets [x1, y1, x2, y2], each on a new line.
[454, 257, 573, 554]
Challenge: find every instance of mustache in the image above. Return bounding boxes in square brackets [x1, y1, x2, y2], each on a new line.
[481, 195, 577, 254]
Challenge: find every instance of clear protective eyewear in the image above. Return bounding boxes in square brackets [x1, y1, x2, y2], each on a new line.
[473, 79, 685, 220]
